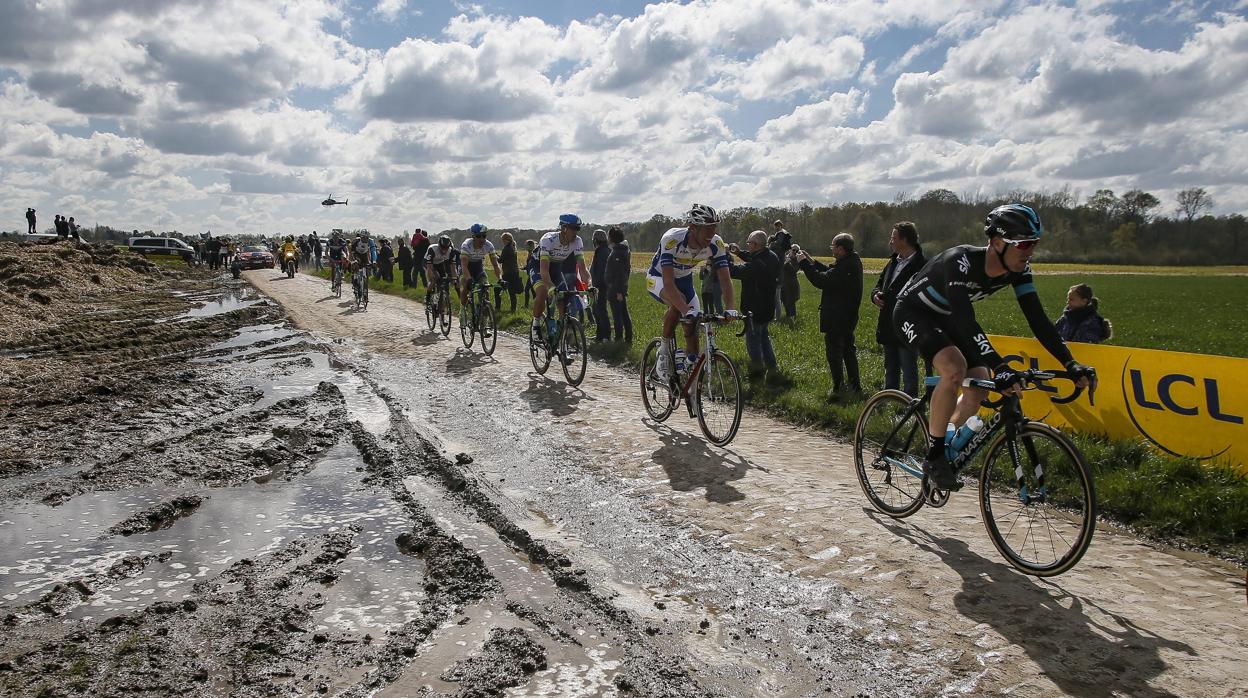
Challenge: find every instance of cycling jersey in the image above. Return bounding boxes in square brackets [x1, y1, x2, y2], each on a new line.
[647, 227, 729, 279]
[327, 240, 347, 261]
[893, 244, 1072, 370]
[459, 239, 495, 269]
[537, 230, 583, 273]
[425, 244, 455, 265]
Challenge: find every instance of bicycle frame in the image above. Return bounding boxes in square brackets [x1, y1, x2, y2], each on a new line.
[673, 320, 718, 399]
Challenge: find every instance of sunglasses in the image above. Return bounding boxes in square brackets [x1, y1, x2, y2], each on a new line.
[1004, 238, 1040, 251]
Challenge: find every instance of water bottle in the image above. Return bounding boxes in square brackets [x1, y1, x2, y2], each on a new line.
[949, 416, 985, 456]
[546, 317, 557, 340]
[674, 348, 686, 374]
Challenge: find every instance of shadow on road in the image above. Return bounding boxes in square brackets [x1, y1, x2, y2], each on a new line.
[445, 349, 495, 376]
[411, 330, 445, 346]
[866, 511, 1195, 697]
[644, 420, 764, 504]
[519, 377, 593, 417]
[314, 295, 339, 304]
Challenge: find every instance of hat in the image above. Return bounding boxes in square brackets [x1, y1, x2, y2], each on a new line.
[773, 219, 784, 227]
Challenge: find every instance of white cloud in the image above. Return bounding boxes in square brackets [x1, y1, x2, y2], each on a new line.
[372, 0, 408, 23]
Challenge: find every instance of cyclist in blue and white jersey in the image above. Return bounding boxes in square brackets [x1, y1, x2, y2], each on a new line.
[530, 214, 592, 341]
[459, 223, 502, 305]
[892, 203, 1096, 490]
[647, 203, 739, 380]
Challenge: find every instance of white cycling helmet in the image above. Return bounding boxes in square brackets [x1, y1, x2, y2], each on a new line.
[686, 203, 720, 227]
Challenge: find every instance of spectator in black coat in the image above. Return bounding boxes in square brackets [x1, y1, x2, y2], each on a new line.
[728, 230, 781, 374]
[377, 239, 394, 282]
[496, 232, 523, 312]
[55, 214, 68, 239]
[604, 227, 632, 342]
[26, 208, 36, 235]
[397, 241, 413, 287]
[1055, 283, 1113, 343]
[871, 221, 926, 396]
[523, 240, 539, 307]
[767, 219, 792, 313]
[780, 253, 800, 318]
[589, 229, 612, 342]
[797, 232, 864, 397]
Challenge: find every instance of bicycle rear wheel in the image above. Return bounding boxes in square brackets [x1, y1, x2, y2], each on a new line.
[979, 423, 1096, 577]
[640, 339, 675, 422]
[479, 302, 497, 355]
[560, 317, 587, 386]
[439, 289, 452, 336]
[853, 390, 927, 518]
[695, 350, 742, 447]
[529, 319, 551, 374]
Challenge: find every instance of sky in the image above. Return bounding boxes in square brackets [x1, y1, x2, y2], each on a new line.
[2, 0, 1246, 236]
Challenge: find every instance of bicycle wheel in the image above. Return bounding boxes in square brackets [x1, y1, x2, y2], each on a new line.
[694, 350, 742, 447]
[560, 317, 587, 386]
[853, 390, 928, 518]
[439, 289, 453, 337]
[979, 422, 1096, 577]
[479, 302, 497, 355]
[640, 339, 676, 422]
[424, 291, 436, 330]
[529, 318, 551, 374]
[460, 304, 475, 348]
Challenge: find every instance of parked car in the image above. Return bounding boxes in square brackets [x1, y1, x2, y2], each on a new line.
[236, 245, 275, 270]
[128, 236, 197, 264]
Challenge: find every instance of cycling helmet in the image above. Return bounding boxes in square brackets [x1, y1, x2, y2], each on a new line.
[437, 235, 451, 247]
[686, 203, 720, 227]
[470, 223, 487, 237]
[558, 213, 583, 230]
[285, 235, 294, 242]
[984, 204, 1043, 240]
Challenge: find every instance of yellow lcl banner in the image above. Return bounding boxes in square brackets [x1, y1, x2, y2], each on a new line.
[989, 336, 1248, 473]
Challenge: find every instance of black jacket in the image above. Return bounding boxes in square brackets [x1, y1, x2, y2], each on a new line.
[729, 248, 780, 323]
[767, 229, 792, 257]
[799, 252, 863, 334]
[397, 245, 412, 269]
[872, 249, 925, 345]
[604, 241, 631, 297]
[590, 242, 610, 288]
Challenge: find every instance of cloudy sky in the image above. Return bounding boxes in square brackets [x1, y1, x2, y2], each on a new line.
[2, 0, 1246, 236]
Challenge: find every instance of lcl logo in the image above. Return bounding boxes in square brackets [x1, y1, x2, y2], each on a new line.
[1122, 359, 1241, 459]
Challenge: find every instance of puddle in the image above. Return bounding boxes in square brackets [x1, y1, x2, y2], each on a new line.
[172, 288, 261, 320]
[0, 444, 424, 635]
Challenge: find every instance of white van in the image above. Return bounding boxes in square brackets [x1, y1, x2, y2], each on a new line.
[127, 236, 198, 264]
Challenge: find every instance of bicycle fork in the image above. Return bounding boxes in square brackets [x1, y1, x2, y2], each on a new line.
[1014, 434, 1048, 504]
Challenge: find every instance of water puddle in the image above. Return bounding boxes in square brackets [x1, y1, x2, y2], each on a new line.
[0, 444, 424, 634]
[171, 288, 261, 320]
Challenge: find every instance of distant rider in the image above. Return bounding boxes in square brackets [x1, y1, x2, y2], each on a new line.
[459, 224, 503, 305]
[530, 214, 592, 343]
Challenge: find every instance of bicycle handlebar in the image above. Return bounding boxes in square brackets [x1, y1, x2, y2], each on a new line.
[970, 369, 1094, 409]
[678, 311, 749, 326]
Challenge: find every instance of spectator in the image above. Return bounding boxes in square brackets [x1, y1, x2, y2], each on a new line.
[700, 263, 724, 314]
[225, 238, 235, 265]
[1055, 283, 1113, 343]
[780, 251, 800, 318]
[589, 229, 612, 343]
[206, 237, 221, 269]
[378, 239, 394, 282]
[797, 232, 864, 398]
[55, 214, 68, 239]
[767, 219, 792, 312]
[496, 232, 523, 313]
[604, 227, 633, 343]
[409, 229, 429, 288]
[729, 230, 781, 376]
[871, 221, 926, 396]
[397, 241, 413, 287]
[523, 239, 539, 307]
[26, 208, 36, 235]
[68, 216, 79, 240]
[312, 232, 323, 271]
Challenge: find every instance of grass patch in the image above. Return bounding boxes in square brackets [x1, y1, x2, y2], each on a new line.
[312, 266, 1248, 560]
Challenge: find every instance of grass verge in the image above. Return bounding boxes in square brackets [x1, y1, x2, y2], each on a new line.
[311, 267, 1247, 563]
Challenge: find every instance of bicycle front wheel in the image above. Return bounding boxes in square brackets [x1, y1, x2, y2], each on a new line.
[439, 290, 453, 336]
[640, 339, 675, 422]
[853, 390, 927, 518]
[479, 303, 497, 355]
[460, 305, 475, 348]
[529, 319, 551, 374]
[979, 422, 1096, 577]
[560, 317, 587, 386]
[424, 292, 436, 330]
[695, 350, 742, 447]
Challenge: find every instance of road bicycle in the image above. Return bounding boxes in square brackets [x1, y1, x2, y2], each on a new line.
[424, 273, 454, 337]
[853, 369, 1097, 577]
[529, 288, 590, 386]
[330, 260, 345, 298]
[458, 278, 498, 355]
[640, 313, 745, 447]
[351, 263, 370, 311]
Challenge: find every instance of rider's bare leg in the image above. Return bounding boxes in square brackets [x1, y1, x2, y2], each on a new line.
[928, 346, 968, 441]
[951, 366, 991, 428]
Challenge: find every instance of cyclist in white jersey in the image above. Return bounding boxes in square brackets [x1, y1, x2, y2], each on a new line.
[459, 223, 502, 305]
[530, 214, 591, 331]
[647, 203, 739, 380]
[425, 235, 455, 303]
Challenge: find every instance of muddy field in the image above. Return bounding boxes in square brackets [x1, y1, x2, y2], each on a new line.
[0, 242, 1243, 697]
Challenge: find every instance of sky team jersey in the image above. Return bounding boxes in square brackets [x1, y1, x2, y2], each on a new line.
[647, 227, 729, 279]
[538, 230, 583, 271]
[425, 244, 455, 265]
[459, 239, 495, 265]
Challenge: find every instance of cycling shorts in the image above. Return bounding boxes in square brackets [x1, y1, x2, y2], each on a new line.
[892, 297, 990, 370]
[532, 270, 576, 292]
[645, 272, 701, 313]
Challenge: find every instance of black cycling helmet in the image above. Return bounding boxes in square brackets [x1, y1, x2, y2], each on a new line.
[438, 235, 451, 247]
[984, 204, 1043, 240]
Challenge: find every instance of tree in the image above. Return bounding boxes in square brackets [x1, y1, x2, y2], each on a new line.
[1176, 188, 1213, 230]
[1111, 222, 1138, 253]
[1084, 189, 1118, 228]
[918, 188, 960, 205]
[1117, 189, 1161, 225]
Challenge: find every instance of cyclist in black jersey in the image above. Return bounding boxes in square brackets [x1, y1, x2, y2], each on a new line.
[892, 203, 1096, 490]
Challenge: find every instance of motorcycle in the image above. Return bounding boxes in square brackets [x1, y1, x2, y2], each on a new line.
[284, 251, 296, 278]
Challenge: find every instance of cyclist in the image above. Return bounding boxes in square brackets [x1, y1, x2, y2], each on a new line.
[326, 231, 349, 289]
[530, 214, 592, 343]
[278, 235, 299, 274]
[424, 234, 456, 305]
[892, 203, 1097, 490]
[647, 203, 738, 381]
[459, 224, 503, 306]
[350, 231, 375, 294]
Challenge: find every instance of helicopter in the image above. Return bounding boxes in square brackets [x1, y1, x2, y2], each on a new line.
[321, 195, 348, 207]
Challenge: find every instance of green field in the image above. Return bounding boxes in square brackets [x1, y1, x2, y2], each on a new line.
[316, 263, 1248, 561]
